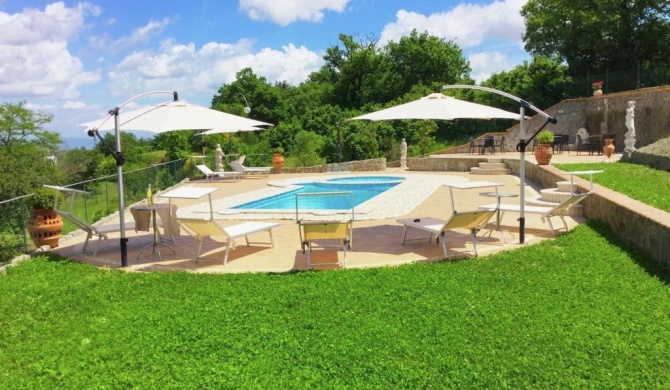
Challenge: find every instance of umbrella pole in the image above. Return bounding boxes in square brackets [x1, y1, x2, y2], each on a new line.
[112, 109, 129, 267]
[519, 107, 526, 244]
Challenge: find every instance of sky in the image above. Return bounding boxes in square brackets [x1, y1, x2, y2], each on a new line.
[0, 0, 530, 140]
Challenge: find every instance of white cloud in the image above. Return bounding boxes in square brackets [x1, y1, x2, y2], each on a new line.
[89, 17, 176, 51]
[468, 51, 517, 82]
[107, 39, 323, 101]
[380, 0, 527, 48]
[63, 101, 87, 109]
[239, 0, 349, 26]
[0, 3, 100, 99]
[0, 2, 100, 45]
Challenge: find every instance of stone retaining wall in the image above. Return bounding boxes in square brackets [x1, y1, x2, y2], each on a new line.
[406, 155, 670, 269]
[277, 158, 386, 174]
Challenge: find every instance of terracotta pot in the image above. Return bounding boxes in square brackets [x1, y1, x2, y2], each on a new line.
[603, 138, 615, 158]
[272, 153, 284, 169]
[27, 208, 63, 248]
[534, 143, 553, 165]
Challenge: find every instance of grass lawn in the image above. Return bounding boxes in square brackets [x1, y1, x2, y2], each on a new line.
[1, 221, 669, 389]
[555, 161, 670, 212]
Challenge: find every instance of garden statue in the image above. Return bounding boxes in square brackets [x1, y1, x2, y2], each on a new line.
[400, 138, 407, 169]
[624, 101, 637, 152]
[215, 144, 224, 171]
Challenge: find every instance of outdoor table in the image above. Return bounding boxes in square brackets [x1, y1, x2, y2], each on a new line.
[479, 191, 518, 243]
[159, 186, 219, 220]
[131, 203, 175, 259]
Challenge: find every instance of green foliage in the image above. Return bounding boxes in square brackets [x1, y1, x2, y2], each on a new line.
[290, 130, 325, 167]
[56, 148, 104, 184]
[2, 222, 669, 388]
[536, 129, 555, 143]
[521, 0, 670, 76]
[27, 187, 60, 209]
[0, 102, 62, 201]
[555, 162, 670, 212]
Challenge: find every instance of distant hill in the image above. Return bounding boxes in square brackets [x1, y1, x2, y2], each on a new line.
[61, 138, 96, 150]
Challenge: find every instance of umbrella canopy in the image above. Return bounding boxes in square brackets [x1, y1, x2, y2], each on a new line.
[349, 93, 520, 121]
[79, 100, 273, 132]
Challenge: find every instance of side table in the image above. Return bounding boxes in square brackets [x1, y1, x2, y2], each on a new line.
[479, 191, 518, 243]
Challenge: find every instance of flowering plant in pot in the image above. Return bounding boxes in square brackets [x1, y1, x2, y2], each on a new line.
[272, 146, 285, 169]
[534, 130, 554, 165]
[26, 187, 63, 249]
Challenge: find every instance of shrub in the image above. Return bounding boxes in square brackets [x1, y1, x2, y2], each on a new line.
[536, 130, 555, 144]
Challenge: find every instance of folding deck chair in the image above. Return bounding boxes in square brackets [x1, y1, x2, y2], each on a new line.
[296, 191, 354, 269]
[176, 218, 278, 264]
[478, 192, 591, 235]
[397, 210, 496, 258]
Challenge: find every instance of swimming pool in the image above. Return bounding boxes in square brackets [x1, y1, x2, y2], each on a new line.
[232, 176, 405, 210]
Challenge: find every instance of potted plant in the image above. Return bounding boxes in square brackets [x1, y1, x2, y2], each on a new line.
[534, 130, 555, 165]
[592, 81, 604, 96]
[272, 146, 285, 170]
[26, 187, 63, 249]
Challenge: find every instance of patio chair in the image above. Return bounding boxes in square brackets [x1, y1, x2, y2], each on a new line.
[481, 137, 495, 154]
[296, 191, 354, 269]
[494, 136, 506, 154]
[228, 160, 272, 177]
[195, 164, 241, 181]
[468, 137, 481, 155]
[396, 210, 496, 258]
[478, 192, 591, 235]
[175, 218, 279, 264]
[575, 134, 590, 156]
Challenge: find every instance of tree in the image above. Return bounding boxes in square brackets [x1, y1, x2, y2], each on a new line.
[0, 102, 61, 199]
[521, 0, 670, 75]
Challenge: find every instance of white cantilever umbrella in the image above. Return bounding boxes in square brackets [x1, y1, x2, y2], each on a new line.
[349, 92, 520, 121]
[78, 93, 275, 267]
[79, 100, 273, 132]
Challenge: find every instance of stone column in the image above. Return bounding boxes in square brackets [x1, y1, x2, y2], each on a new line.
[400, 138, 407, 169]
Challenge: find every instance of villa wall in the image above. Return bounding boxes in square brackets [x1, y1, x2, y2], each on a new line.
[441, 85, 670, 154]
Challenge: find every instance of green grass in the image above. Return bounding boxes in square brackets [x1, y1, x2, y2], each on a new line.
[1, 221, 668, 389]
[555, 161, 670, 212]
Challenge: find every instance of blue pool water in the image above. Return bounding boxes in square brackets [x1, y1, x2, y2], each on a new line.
[232, 176, 405, 210]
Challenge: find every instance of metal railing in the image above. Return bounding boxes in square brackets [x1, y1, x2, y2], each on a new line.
[0, 159, 188, 264]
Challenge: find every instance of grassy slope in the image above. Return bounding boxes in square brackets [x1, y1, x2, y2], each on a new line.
[1, 221, 668, 389]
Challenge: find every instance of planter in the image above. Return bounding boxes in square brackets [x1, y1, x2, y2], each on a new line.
[603, 138, 615, 158]
[272, 153, 285, 170]
[27, 208, 63, 248]
[534, 143, 553, 165]
[593, 89, 603, 96]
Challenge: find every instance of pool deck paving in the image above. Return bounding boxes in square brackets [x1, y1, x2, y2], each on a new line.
[54, 151, 619, 273]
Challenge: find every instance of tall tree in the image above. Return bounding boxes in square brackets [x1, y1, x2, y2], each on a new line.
[0, 102, 61, 198]
[521, 0, 670, 75]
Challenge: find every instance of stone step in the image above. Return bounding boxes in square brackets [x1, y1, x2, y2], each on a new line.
[470, 167, 511, 175]
[539, 188, 576, 203]
[479, 162, 507, 169]
[556, 180, 577, 193]
[526, 193, 584, 216]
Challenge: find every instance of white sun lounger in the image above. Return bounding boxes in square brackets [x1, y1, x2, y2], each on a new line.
[228, 160, 272, 177]
[195, 164, 241, 181]
[397, 210, 496, 258]
[478, 192, 591, 235]
[176, 218, 279, 264]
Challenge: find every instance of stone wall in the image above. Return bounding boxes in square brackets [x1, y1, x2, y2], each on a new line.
[438, 85, 670, 154]
[278, 158, 386, 174]
[407, 154, 670, 268]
